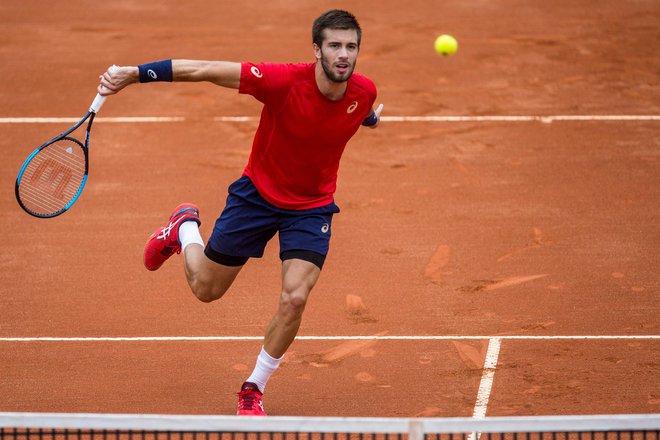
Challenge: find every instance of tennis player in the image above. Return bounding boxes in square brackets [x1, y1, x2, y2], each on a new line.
[98, 9, 382, 416]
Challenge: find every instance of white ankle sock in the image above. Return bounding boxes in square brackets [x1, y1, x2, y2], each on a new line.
[178, 220, 204, 252]
[246, 347, 283, 393]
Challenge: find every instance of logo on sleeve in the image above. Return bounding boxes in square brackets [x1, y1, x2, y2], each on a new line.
[250, 66, 263, 78]
[347, 101, 358, 114]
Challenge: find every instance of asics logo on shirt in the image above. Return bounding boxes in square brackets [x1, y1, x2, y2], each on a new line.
[250, 66, 263, 78]
[147, 69, 157, 80]
[321, 223, 330, 233]
[347, 101, 358, 114]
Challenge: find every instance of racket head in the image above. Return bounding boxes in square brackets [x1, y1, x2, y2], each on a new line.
[15, 136, 89, 218]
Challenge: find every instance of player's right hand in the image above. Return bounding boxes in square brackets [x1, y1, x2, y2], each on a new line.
[98, 65, 138, 96]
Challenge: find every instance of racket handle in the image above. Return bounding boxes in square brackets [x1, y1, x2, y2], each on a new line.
[89, 65, 118, 114]
[89, 93, 107, 114]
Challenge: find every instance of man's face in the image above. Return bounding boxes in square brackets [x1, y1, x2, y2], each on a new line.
[315, 28, 359, 83]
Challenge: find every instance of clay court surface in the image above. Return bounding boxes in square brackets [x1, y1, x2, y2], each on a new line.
[1, 0, 659, 417]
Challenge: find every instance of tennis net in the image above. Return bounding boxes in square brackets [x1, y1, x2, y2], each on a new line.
[0, 413, 658, 440]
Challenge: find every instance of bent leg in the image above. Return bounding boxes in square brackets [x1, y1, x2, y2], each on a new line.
[183, 243, 243, 303]
[264, 258, 321, 358]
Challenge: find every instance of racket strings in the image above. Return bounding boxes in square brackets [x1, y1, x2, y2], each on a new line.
[18, 138, 86, 216]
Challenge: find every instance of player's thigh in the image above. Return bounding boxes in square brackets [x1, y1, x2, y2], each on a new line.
[196, 253, 244, 296]
[281, 258, 321, 299]
[207, 176, 278, 259]
[278, 207, 339, 271]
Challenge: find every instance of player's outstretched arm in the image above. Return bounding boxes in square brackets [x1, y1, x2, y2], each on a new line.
[172, 60, 241, 88]
[97, 60, 241, 95]
[362, 103, 384, 129]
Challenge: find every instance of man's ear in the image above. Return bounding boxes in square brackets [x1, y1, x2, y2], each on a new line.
[313, 43, 322, 61]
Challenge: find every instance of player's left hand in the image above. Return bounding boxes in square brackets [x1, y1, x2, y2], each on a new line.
[368, 103, 384, 129]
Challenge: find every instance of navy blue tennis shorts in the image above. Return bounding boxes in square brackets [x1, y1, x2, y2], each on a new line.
[205, 176, 340, 269]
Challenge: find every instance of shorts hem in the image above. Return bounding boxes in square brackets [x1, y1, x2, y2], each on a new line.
[280, 249, 326, 270]
[204, 245, 249, 267]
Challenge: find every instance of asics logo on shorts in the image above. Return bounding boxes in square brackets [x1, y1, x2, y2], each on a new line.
[347, 101, 358, 114]
[250, 66, 263, 78]
[321, 223, 330, 233]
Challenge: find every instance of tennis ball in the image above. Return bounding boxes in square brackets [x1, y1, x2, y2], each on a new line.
[435, 34, 458, 56]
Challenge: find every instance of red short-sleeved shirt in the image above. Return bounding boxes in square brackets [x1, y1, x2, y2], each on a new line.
[239, 62, 377, 210]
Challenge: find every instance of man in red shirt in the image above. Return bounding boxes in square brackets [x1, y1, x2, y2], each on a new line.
[98, 9, 382, 415]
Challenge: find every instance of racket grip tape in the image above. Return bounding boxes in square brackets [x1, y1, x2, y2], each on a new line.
[90, 65, 119, 114]
[89, 93, 107, 114]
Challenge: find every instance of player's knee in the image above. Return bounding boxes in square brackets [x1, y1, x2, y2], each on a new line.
[190, 280, 226, 303]
[192, 288, 220, 303]
[194, 291, 220, 303]
[279, 289, 309, 319]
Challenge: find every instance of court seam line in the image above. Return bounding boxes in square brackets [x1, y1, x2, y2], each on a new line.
[1, 115, 660, 123]
[0, 335, 658, 342]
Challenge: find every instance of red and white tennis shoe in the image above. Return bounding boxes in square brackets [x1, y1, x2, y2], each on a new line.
[143, 203, 201, 271]
[237, 382, 266, 416]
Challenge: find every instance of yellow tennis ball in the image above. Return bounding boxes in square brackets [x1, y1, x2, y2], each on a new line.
[435, 34, 458, 56]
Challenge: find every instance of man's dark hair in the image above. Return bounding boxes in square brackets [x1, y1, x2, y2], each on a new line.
[312, 9, 362, 48]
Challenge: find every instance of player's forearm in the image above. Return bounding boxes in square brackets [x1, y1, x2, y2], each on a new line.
[172, 60, 241, 89]
[98, 60, 241, 95]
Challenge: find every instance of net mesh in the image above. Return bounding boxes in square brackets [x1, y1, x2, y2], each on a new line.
[1, 430, 658, 440]
[17, 138, 86, 216]
[0, 414, 658, 440]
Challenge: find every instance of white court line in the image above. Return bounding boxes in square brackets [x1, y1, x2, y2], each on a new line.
[213, 116, 257, 122]
[0, 335, 658, 342]
[468, 338, 502, 440]
[382, 115, 660, 123]
[1, 115, 660, 124]
[472, 338, 502, 419]
[0, 117, 187, 123]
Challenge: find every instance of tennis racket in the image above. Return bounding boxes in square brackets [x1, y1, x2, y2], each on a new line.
[15, 89, 111, 218]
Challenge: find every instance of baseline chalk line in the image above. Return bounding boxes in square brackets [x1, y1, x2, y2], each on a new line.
[0, 335, 658, 342]
[382, 115, 660, 123]
[0, 117, 186, 123]
[1, 115, 660, 124]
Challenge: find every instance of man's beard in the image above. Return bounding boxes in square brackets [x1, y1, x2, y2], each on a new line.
[320, 50, 356, 83]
